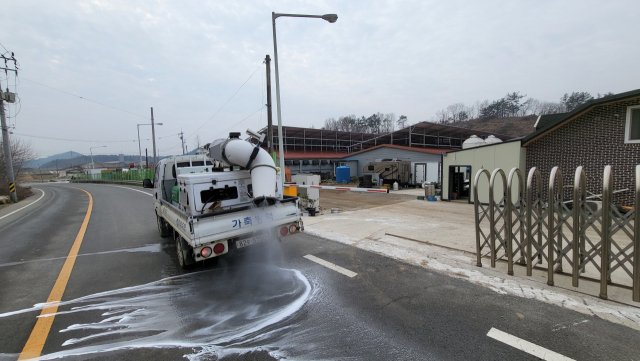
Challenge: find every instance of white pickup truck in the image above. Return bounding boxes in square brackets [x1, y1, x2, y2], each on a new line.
[143, 130, 302, 268]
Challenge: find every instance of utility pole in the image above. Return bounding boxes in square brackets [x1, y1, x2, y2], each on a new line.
[150, 107, 157, 168]
[1, 50, 18, 203]
[137, 125, 143, 170]
[1, 98, 17, 202]
[180, 129, 185, 155]
[265, 54, 274, 161]
[145, 148, 148, 170]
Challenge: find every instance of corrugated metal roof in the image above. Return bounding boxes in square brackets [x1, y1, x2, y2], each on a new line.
[274, 144, 443, 159]
[275, 150, 347, 159]
[260, 121, 511, 152]
[346, 144, 444, 156]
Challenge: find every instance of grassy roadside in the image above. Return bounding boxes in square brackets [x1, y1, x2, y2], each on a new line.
[0, 185, 35, 210]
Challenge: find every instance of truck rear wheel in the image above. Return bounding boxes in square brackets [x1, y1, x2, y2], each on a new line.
[175, 235, 195, 269]
[157, 215, 169, 238]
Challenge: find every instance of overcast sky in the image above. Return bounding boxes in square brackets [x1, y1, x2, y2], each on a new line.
[2, 0, 639, 158]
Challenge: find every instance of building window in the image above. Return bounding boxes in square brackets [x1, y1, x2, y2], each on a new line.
[625, 105, 640, 144]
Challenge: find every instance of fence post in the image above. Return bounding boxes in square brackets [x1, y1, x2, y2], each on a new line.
[573, 166, 586, 287]
[507, 168, 523, 276]
[600, 165, 613, 299]
[634, 165, 640, 302]
[489, 169, 507, 268]
[474, 168, 491, 267]
[526, 168, 536, 276]
[548, 167, 562, 286]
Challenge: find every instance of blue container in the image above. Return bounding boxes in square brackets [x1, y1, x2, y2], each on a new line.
[336, 166, 351, 184]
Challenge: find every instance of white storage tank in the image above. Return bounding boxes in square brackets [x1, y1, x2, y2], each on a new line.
[292, 174, 321, 212]
[484, 135, 503, 145]
[462, 135, 485, 149]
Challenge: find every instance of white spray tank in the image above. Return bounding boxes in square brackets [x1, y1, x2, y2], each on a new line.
[209, 129, 277, 206]
[393, 181, 399, 191]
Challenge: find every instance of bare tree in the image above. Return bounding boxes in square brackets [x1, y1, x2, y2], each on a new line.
[193, 135, 201, 151]
[382, 113, 396, 133]
[448, 103, 469, 123]
[323, 113, 396, 134]
[0, 138, 38, 196]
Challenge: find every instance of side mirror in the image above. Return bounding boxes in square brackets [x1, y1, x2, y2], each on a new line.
[142, 179, 153, 188]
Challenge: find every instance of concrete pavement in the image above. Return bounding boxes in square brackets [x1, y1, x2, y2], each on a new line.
[303, 198, 640, 329]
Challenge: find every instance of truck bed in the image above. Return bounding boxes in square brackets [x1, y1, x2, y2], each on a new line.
[158, 197, 299, 247]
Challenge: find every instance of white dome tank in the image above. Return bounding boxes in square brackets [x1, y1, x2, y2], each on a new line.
[484, 135, 503, 145]
[462, 135, 486, 149]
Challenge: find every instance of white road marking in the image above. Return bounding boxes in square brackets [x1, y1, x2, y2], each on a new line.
[303, 254, 357, 278]
[0, 188, 45, 220]
[103, 184, 153, 196]
[487, 328, 575, 361]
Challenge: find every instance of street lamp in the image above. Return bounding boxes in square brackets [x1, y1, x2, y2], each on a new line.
[90, 145, 106, 169]
[137, 122, 163, 169]
[272, 11, 338, 184]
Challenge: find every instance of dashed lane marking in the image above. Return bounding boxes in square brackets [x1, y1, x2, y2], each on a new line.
[304, 254, 358, 278]
[487, 327, 575, 361]
[18, 187, 93, 360]
[0, 188, 45, 221]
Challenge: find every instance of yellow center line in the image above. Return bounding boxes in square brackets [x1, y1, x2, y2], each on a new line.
[18, 187, 93, 360]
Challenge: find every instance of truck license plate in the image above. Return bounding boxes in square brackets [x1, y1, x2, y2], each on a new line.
[236, 234, 269, 249]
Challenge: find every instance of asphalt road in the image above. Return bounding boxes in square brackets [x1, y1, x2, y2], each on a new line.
[0, 183, 638, 360]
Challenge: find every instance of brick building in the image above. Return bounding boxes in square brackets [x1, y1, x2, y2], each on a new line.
[523, 89, 640, 205]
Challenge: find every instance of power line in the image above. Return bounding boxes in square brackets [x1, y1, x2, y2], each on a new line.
[215, 105, 266, 139]
[19, 77, 148, 119]
[184, 61, 264, 142]
[12, 132, 177, 143]
[157, 132, 182, 139]
[162, 105, 266, 153]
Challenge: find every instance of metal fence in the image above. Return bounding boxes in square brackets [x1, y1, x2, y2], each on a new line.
[74, 169, 155, 182]
[474, 165, 640, 302]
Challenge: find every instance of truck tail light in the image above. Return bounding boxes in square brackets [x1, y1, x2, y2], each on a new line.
[280, 227, 289, 236]
[201, 247, 212, 258]
[289, 225, 297, 233]
[213, 243, 225, 254]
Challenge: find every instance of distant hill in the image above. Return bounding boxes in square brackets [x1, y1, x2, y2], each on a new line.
[31, 152, 182, 169]
[24, 151, 85, 168]
[37, 154, 176, 169]
[454, 115, 537, 138]
[38, 154, 137, 169]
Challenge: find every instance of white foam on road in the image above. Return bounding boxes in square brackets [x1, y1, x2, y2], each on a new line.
[0, 188, 45, 220]
[303, 254, 358, 278]
[487, 327, 575, 361]
[0, 266, 312, 360]
[0, 244, 164, 269]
